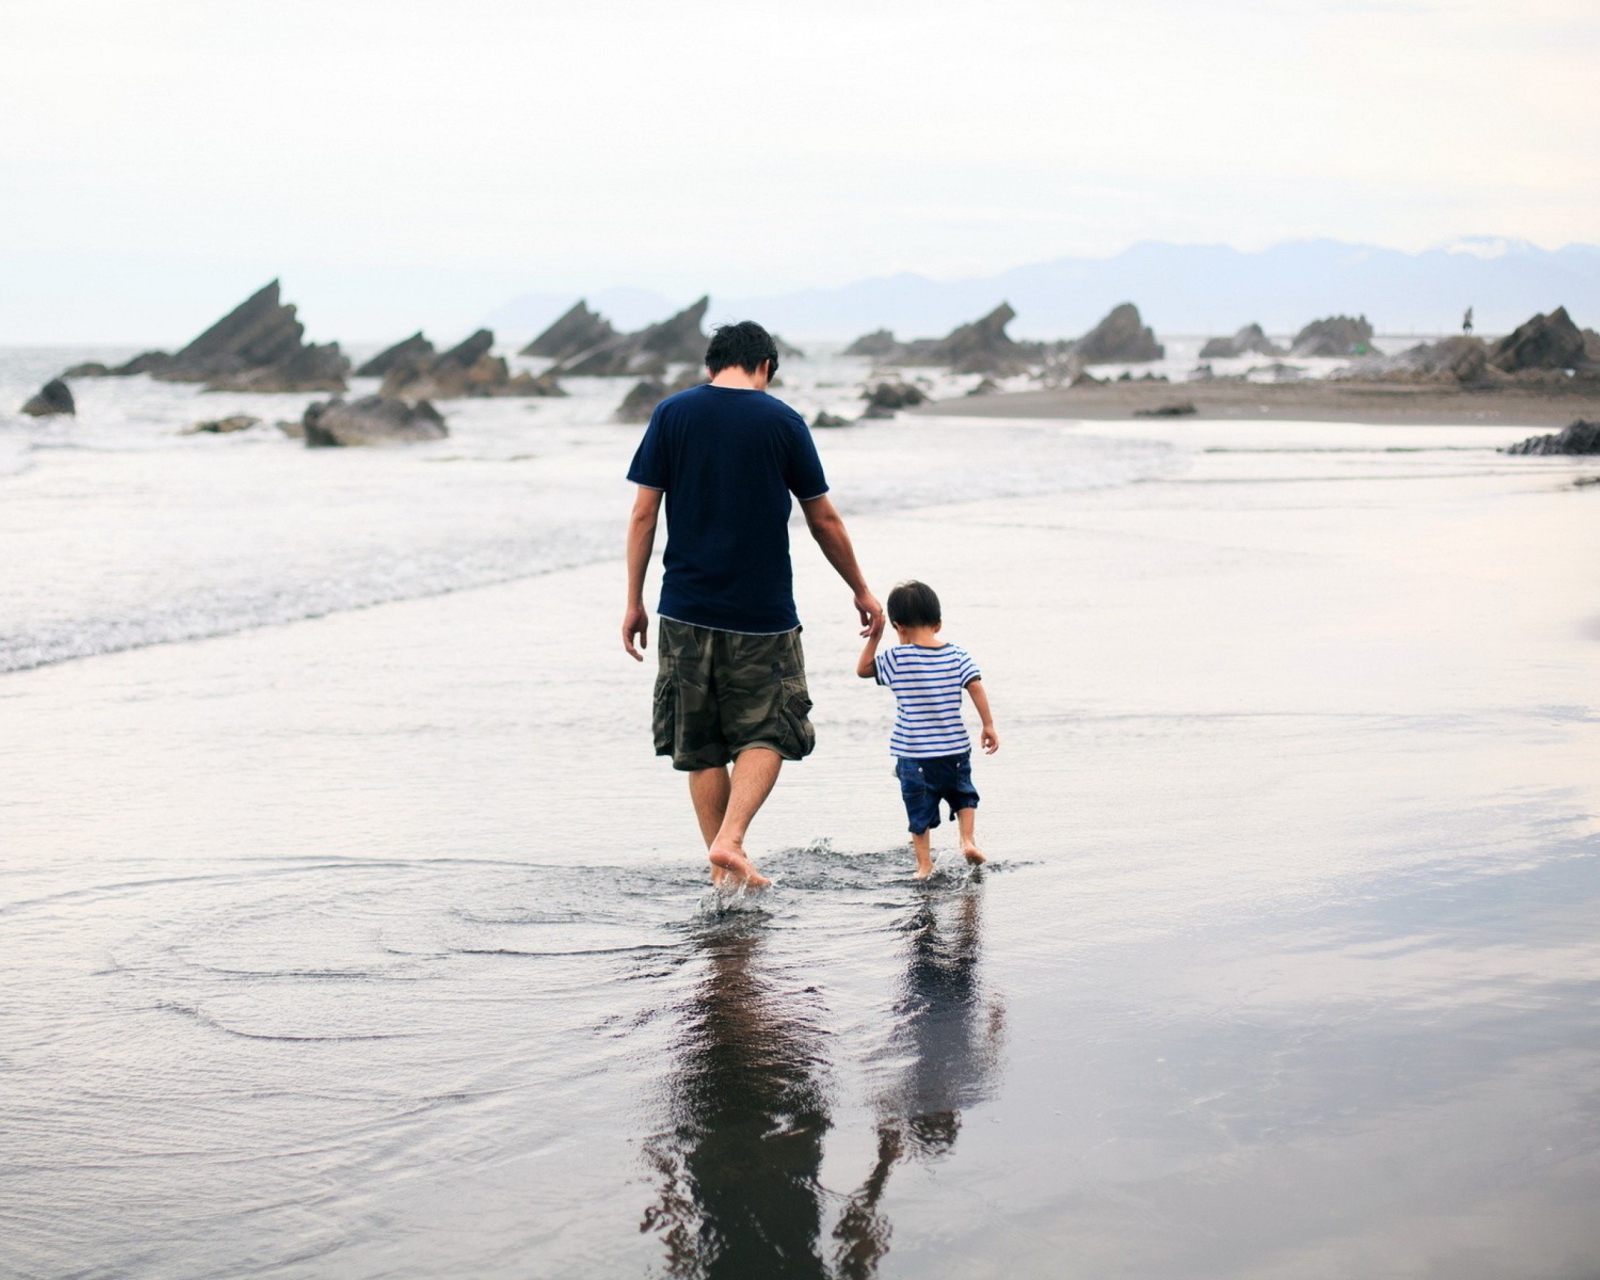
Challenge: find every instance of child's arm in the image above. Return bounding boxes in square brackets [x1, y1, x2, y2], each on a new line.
[966, 679, 999, 753]
[856, 615, 885, 679]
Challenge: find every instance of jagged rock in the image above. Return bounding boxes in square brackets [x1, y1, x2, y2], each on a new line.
[379, 329, 564, 399]
[813, 410, 850, 428]
[1290, 315, 1379, 358]
[1134, 401, 1197, 417]
[613, 367, 705, 423]
[182, 414, 260, 435]
[115, 351, 173, 376]
[145, 281, 349, 391]
[1502, 420, 1600, 456]
[557, 297, 710, 377]
[901, 303, 1046, 374]
[774, 335, 805, 360]
[1199, 324, 1282, 359]
[521, 301, 618, 360]
[1584, 329, 1600, 364]
[1490, 307, 1586, 372]
[1350, 335, 1489, 384]
[21, 378, 75, 416]
[356, 332, 434, 378]
[61, 361, 111, 377]
[844, 329, 899, 358]
[301, 396, 447, 447]
[1074, 303, 1164, 364]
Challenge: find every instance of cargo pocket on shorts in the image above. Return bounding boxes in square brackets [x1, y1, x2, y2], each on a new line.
[779, 677, 816, 759]
[652, 665, 677, 758]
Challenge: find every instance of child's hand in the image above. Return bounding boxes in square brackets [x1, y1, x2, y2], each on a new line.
[980, 724, 999, 754]
[868, 613, 886, 641]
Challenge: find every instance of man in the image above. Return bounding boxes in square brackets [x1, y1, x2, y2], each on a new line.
[622, 320, 882, 888]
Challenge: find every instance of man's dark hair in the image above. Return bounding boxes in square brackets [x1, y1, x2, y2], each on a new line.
[887, 580, 941, 628]
[705, 320, 779, 377]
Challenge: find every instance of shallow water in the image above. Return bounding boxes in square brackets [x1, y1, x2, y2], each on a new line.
[2, 350, 1599, 1276]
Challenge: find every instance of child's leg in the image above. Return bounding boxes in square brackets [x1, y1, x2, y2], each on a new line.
[955, 806, 985, 865]
[911, 829, 934, 878]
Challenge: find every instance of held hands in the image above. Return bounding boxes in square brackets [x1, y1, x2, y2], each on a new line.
[855, 590, 885, 638]
[980, 723, 1000, 754]
[622, 602, 650, 661]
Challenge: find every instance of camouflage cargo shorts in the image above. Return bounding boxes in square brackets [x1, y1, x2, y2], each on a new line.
[653, 617, 816, 772]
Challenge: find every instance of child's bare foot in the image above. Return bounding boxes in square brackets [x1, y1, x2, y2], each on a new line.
[962, 842, 987, 866]
[914, 862, 934, 880]
[709, 845, 771, 889]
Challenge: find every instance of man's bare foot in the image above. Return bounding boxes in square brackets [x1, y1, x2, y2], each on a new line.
[709, 845, 771, 889]
[962, 843, 987, 866]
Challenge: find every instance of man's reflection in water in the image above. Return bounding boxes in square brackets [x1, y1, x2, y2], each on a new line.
[641, 921, 833, 1278]
[833, 883, 1006, 1279]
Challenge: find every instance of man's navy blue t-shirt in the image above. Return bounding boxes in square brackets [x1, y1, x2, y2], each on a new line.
[627, 384, 829, 634]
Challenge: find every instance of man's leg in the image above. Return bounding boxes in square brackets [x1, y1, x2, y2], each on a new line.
[689, 766, 732, 883]
[707, 747, 782, 888]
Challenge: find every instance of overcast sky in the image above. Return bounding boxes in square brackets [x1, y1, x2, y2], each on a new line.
[2, 0, 1596, 342]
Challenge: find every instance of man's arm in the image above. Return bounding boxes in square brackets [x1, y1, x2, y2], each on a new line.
[800, 494, 883, 636]
[623, 486, 663, 661]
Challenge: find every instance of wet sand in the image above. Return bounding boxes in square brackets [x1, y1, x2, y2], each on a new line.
[918, 378, 1600, 425]
[2, 418, 1598, 1277]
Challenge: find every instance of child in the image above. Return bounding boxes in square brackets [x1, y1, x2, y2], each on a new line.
[857, 580, 998, 878]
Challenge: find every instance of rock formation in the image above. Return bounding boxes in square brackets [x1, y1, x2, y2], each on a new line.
[1502, 420, 1600, 456]
[557, 297, 710, 377]
[21, 378, 74, 416]
[1353, 336, 1489, 384]
[1289, 315, 1379, 358]
[1133, 401, 1198, 417]
[379, 329, 566, 399]
[774, 335, 806, 360]
[60, 349, 179, 378]
[1073, 303, 1164, 364]
[356, 332, 434, 378]
[860, 382, 926, 418]
[844, 329, 898, 358]
[1490, 307, 1586, 372]
[520, 301, 618, 361]
[60, 361, 111, 377]
[614, 368, 706, 423]
[301, 396, 448, 447]
[182, 415, 260, 435]
[906, 304, 1047, 373]
[1199, 324, 1282, 359]
[135, 280, 351, 392]
[813, 410, 850, 428]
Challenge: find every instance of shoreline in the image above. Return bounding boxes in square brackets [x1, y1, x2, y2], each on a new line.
[914, 378, 1600, 426]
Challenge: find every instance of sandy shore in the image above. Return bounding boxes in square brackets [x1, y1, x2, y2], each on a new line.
[918, 377, 1600, 425]
[2, 416, 1598, 1277]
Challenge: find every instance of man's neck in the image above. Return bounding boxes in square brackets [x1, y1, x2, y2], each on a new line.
[708, 365, 768, 391]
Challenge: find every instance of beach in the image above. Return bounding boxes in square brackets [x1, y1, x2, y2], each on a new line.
[3, 402, 1598, 1276]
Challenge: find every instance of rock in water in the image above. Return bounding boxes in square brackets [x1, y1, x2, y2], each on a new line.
[844, 329, 899, 358]
[1073, 304, 1164, 364]
[813, 410, 850, 428]
[1133, 401, 1198, 417]
[859, 382, 927, 417]
[150, 281, 350, 392]
[114, 351, 174, 376]
[356, 332, 434, 378]
[60, 361, 111, 378]
[906, 303, 1046, 373]
[182, 415, 261, 435]
[614, 368, 705, 423]
[520, 301, 618, 360]
[301, 396, 448, 447]
[1352, 336, 1489, 384]
[378, 329, 564, 399]
[1490, 307, 1586, 372]
[1502, 420, 1600, 456]
[21, 378, 75, 416]
[1289, 315, 1379, 358]
[556, 298, 710, 377]
[1199, 324, 1282, 359]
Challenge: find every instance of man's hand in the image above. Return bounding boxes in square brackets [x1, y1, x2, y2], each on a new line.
[855, 589, 884, 638]
[622, 602, 650, 661]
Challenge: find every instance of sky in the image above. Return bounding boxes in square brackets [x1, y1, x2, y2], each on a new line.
[2, 0, 1597, 343]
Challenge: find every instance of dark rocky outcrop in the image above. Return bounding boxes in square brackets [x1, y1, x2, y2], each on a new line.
[356, 332, 434, 378]
[844, 329, 899, 358]
[379, 329, 566, 400]
[1490, 307, 1586, 373]
[1348, 335, 1489, 384]
[1134, 401, 1197, 417]
[61, 361, 111, 378]
[860, 381, 926, 418]
[62, 350, 175, 378]
[1502, 420, 1600, 456]
[301, 396, 448, 447]
[1289, 315, 1379, 358]
[1073, 303, 1164, 364]
[1199, 323, 1282, 359]
[903, 304, 1046, 374]
[147, 281, 350, 392]
[520, 301, 618, 361]
[614, 368, 706, 423]
[813, 410, 850, 428]
[557, 297, 710, 377]
[182, 414, 260, 435]
[21, 378, 75, 416]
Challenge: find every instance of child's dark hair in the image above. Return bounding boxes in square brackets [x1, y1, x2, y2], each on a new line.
[704, 320, 779, 377]
[887, 580, 941, 628]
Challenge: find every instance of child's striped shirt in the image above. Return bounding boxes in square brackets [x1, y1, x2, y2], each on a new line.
[874, 643, 981, 758]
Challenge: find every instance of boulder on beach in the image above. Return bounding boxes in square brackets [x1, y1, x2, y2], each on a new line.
[844, 329, 899, 358]
[1289, 315, 1379, 358]
[860, 381, 926, 417]
[1199, 324, 1282, 359]
[182, 414, 261, 435]
[1502, 420, 1600, 456]
[813, 410, 850, 428]
[301, 396, 448, 447]
[380, 329, 566, 399]
[356, 332, 434, 378]
[21, 378, 75, 417]
[1133, 401, 1197, 418]
[614, 368, 706, 423]
[1073, 303, 1164, 364]
[1349, 335, 1489, 385]
[149, 280, 350, 392]
[557, 297, 710, 377]
[520, 301, 618, 361]
[1490, 307, 1586, 373]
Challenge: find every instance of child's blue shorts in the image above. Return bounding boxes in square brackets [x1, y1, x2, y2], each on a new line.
[896, 752, 980, 835]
